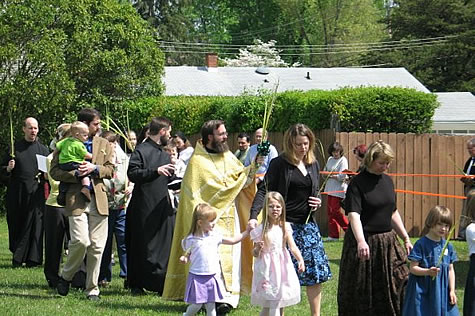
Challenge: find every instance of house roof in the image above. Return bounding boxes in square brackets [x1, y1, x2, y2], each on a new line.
[164, 66, 430, 96]
[433, 92, 475, 123]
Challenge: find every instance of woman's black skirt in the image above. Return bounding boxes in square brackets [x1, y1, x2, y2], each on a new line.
[337, 229, 409, 316]
[464, 254, 475, 316]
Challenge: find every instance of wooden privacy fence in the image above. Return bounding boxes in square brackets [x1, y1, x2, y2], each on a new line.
[194, 131, 473, 237]
[333, 132, 473, 238]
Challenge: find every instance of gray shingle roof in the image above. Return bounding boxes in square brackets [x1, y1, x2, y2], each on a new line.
[164, 66, 430, 96]
[433, 92, 475, 122]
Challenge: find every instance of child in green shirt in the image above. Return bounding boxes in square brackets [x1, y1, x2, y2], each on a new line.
[55, 121, 93, 204]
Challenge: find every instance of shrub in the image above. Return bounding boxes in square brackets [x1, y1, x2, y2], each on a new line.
[145, 87, 438, 135]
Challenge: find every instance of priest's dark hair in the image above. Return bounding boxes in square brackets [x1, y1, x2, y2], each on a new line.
[149, 117, 172, 136]
[201, 120, 224, 146]
[78, 108, 101, 125]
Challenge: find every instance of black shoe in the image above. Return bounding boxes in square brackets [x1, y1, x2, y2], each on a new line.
[123, 278, 129, 289]
[12, 259, 22, 268]
[87, 294, 100, 301]
[25, 260, 40, 268]
[130, 287, 146, 296]
[57, 277, 70, 296]
[216, 303, 233, 315]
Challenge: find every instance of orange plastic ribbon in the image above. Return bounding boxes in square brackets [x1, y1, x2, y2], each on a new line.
[320, 171, 475, 178]
[322, 189, 466, 200]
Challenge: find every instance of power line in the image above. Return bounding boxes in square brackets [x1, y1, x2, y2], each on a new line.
[159, 38, 450, 52]
[160, 39, 451, 56]
[158, 35, 458, 50]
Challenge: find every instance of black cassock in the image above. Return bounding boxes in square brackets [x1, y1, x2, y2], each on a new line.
[1, 139, 49, 265]
[126, 138, 176, 294]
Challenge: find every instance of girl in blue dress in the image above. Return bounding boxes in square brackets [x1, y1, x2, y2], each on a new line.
[402, 205, 459, 316]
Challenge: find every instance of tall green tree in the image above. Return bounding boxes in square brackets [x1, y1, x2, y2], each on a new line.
[369, 0, 475, 91]
[0, 0, 164, 148]
[133, 0, 239, 65]
[132, 0, 388, 67]
[274, 0, 387, 66]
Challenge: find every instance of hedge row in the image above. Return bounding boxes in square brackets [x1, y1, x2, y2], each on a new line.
[138, 86, 438, 135]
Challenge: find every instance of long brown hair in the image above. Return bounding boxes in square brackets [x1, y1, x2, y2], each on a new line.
[188, 203, 217, 236]
[260, 191, 288, 248]
[282, 123, 316, 166]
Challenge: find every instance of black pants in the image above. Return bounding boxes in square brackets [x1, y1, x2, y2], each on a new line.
[465, 254, 475, 316]
[43, 205, 86, 288]
[43, 205, 69, 286]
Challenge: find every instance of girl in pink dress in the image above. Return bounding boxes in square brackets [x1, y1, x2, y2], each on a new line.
[251, 191, 305, 316]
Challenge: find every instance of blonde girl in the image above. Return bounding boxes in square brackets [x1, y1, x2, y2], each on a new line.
[179, 203, 249, 316]
[402, 206, 459, 316]
[251, 192, 304, 316]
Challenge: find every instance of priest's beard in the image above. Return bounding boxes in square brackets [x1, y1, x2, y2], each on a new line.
[159, 135, 169, 146]
[211, 138, 229, 153]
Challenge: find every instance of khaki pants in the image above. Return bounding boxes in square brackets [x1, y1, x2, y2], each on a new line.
[61, 198, 108, 296]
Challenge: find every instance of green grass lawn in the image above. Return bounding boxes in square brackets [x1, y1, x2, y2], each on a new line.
[0, 217, 469, 315]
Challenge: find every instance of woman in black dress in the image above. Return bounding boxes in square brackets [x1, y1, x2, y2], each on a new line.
[338, 140, 412, 316]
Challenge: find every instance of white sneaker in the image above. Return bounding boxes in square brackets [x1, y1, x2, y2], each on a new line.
[324, 237, 339, 242]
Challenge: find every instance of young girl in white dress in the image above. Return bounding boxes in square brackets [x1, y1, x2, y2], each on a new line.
[251, 191, 305, 316]
[179, 203, 250, 316]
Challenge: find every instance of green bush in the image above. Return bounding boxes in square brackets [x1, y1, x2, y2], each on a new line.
[143, 87, 438, 134]
[333, 87, 438, 133]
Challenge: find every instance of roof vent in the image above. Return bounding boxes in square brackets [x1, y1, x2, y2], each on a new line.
[255, 67, 270, 75]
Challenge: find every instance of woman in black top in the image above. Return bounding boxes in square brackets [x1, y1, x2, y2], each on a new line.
[249, 124, 331, 316]
[337, 140, 413, 316]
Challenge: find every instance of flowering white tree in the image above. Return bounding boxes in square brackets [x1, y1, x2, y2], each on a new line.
[223, 39, 300, 67]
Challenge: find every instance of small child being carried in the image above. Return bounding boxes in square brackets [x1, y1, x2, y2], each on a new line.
[180, 203, 250, 316]
[55, 121, 93, 205]
[402, 205, 459, 316]
[251, 191, 304, 316]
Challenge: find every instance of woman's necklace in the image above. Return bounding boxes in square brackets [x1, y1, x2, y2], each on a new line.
[208, 152, 227, 187]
